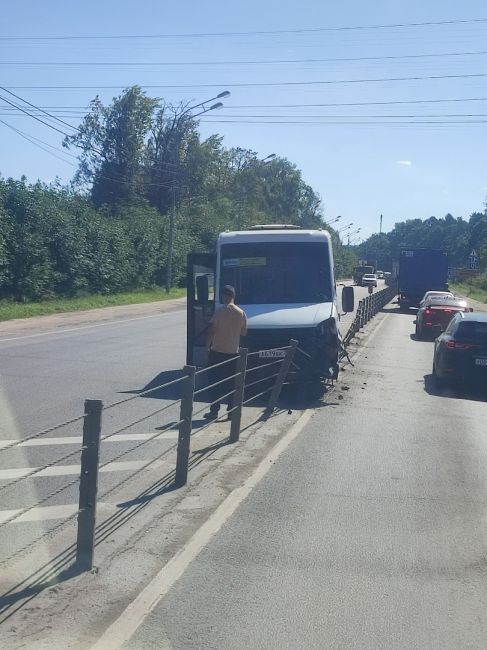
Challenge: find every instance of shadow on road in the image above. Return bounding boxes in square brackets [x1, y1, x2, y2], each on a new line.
[423, 373, 487, 402]
[381, 304, 418, 316]
[410, 333, 436, 343]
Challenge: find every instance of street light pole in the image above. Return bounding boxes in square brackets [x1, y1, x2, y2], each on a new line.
[165, 91, 230, 293]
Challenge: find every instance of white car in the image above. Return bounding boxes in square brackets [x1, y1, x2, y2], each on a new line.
[419, 290, 454, 308]
[362, 274, 377, 288]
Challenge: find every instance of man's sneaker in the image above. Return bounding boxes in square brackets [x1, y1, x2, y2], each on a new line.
[203, 410, 219, 420]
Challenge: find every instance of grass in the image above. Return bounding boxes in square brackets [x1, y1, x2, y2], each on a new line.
[451, 280, 487, 304]
[0, 288, 186, 323]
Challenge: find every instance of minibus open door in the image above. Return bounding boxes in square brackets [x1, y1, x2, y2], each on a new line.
[187, 253, 216, 366]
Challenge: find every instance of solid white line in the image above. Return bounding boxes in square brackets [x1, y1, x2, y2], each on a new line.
[0, 502, 114, 524]
[90, 408, 313, 650]
[0, 431, 179, 449]
[0, 459, 171, 480]
[0, 309, 185, 343]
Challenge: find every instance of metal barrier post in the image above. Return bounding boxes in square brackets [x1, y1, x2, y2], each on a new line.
[229, 348, 248, 444]
[175, 365, 196, 487]
[358, 301, 365, 328]
[265, 339, 298, 416]
[76, 399, 103, 571]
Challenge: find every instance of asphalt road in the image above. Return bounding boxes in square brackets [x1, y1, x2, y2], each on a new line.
[0, 282, 374, 572]
[126, 304, 487, 650]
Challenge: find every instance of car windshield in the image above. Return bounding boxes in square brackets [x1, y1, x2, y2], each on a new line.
[220, 241, 332, 304]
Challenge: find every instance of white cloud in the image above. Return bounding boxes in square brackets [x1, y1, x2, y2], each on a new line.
[396, 160, 412, 166]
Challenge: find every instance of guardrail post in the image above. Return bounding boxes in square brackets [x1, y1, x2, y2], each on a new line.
[358, 300, 364, 328]
[76, 399, 103, 571]
[265, 339, 298, 416]
[229, 348, 248, 444]
[175, 365, 196, 487]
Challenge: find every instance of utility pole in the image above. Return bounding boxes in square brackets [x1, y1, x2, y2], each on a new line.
[379, 214, 383, 234]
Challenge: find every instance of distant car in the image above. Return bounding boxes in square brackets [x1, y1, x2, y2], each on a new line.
[415, 297, 470, 339]
[384, 271, 391, 277]
[433, 311, 487, 387]
[362, 274, 377, 288]
[376, 270, 384, 279]
[418, 290, 454, 308]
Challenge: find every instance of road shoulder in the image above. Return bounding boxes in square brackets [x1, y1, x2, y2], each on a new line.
[0, 297, 186, 340]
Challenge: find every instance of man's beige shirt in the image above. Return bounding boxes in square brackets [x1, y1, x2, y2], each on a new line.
[210, 304, 247, 354]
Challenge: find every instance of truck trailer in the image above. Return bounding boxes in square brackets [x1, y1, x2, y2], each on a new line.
[398, 248, 448, 309]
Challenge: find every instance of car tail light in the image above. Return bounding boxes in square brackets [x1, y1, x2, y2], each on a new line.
[424, 308, 432, 316]
[446, 340, 480, 350]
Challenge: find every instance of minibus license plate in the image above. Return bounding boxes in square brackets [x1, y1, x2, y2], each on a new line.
[259, 350, 286, 359]
[475, 358, 487, 366]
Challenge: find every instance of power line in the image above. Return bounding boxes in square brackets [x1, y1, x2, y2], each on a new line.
[0, 86, 78, 132]
[2, 97, 487, 111]
[1, 17, 487, 40]
[0, 119, 77, 166]
[8, 109, 487, 119]
[230, 97, 487, 108]
[0, 93, 70, 136]
[3, 49, 487, 66]
[213, 113, 487, 118]
[201, 118, 487, 125]
[7, 71, 487, 90]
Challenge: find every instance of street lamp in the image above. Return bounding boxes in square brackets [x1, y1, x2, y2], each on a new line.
[337, 222, 354, 233]
[262, 153, 276, 165]
[347, 229, 361, 246]
[166, 91, 231, 292]
[323, 215, 341, 226]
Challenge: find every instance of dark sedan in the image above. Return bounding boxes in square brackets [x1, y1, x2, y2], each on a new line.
[415, 297, 469, 339]
[432, 311, 487, 387]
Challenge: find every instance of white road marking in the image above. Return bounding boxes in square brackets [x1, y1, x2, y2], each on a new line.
[0, 309, 185, 343]
[0, 502, 115, 524]
[0, 458, 171, 480]
[0, 431, 179, 450]
[90, 409, 313, 650]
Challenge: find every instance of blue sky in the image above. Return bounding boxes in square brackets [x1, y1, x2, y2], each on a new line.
[1, 0, 487, 239]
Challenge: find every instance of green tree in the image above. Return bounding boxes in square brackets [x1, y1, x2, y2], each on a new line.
[64, 86, 158, 207]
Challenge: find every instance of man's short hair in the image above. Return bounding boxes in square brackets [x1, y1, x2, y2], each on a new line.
[222, 285, 236, 298]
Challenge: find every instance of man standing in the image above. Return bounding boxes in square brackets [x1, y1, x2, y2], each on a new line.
[205, 285, 247, 420]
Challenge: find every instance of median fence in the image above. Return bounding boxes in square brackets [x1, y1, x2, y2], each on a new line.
[342, 282, 398, 348]
[1, 286, 397, 577]
[0, 341, 297, 575]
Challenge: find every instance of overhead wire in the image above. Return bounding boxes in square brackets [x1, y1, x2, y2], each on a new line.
[0, 85, 79, 132]
[0, 119, 77, 166]
[3, 49, 487, 66]
[0, 92, 70, 135]
[1, 17, 487, 40]
[7, 71, 487, 90]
